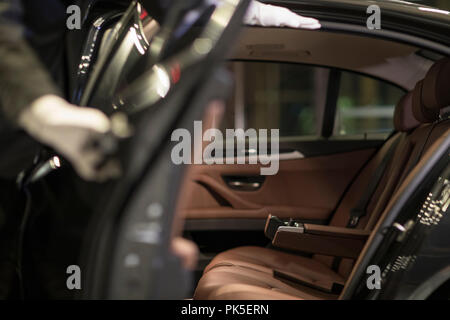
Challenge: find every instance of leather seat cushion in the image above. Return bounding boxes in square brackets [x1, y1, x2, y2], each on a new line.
[204, 246, 342, 280]
[195, 246, 343, 300]
[195, 263, 340, 300]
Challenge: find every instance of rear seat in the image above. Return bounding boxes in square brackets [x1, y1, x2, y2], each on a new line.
[194, 58, 450, 300]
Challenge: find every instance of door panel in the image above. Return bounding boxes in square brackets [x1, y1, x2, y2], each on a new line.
[180, 148, 375, 224]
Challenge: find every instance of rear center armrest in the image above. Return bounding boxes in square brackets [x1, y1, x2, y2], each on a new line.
[301, 224, 371, 239]
[266, 215, 371, 258]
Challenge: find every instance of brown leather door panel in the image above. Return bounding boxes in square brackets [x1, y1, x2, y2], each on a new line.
[179, 148, 375, 221]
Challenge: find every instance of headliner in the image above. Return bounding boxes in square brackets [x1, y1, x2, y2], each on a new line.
[229, 27, 434, 90]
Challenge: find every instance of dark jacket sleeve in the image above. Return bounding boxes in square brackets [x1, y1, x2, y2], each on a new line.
[0, 0, 61, 125]
[0, 0, 174, 125]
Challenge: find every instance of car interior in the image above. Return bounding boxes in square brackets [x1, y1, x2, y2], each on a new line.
[172, 26, 450, 299]
[9, 1, 449, 300]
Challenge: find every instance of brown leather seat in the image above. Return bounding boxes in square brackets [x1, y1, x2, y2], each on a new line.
[194, 58, 450, 300]
[197, 246, 343, 299]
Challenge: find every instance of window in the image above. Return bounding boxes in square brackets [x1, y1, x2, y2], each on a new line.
[222, 62, 328, 138]
[223, 61, 405, 141]
[334, 71, 405, 139]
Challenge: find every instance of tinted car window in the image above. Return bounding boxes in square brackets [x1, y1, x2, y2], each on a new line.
[334, 71, 404, 139]
[223, 61, 404, 141]
[222, 62, 328, 138]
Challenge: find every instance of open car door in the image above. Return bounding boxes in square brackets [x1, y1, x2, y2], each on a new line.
[77, 0, 251, 299]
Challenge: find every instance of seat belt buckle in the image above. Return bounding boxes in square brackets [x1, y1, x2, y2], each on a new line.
[347, 214, 360, 228]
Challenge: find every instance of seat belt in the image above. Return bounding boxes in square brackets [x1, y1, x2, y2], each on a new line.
[346, 135, 400, 228]
[331, 135, 400, 272]
[273, 270, 344, 294]
[346, 114, 448, 230]
[402, 115, 449, 180]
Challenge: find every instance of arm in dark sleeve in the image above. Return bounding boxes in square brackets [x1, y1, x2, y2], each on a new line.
[0, 0, 61, 124]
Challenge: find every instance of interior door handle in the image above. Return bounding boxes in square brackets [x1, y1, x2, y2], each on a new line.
[227, 180, 261, 191]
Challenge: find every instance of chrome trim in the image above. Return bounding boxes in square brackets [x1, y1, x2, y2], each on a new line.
[278, 225, 305, 234]
[218, 150, 305, 163]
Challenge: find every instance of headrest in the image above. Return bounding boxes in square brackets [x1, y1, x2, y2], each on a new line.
[412, 80, 439, 123]
[394, 58, 449, 131]
[394, 91, 420, 132]
[422, 57, 450, 110]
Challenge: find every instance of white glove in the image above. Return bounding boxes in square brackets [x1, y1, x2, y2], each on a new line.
[19, 95, 121, 181]
[244, 1, 321, 29]
[171, 237, 199, 270]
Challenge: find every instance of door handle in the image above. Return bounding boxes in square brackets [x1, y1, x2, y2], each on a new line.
[223, 175, 265, 191]
[227, 180, 261, 191]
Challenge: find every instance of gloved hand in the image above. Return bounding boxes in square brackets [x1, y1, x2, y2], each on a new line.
[18, 95, 121, 182]
[244, 1, 321, 29]
[171, 237, 199, 270]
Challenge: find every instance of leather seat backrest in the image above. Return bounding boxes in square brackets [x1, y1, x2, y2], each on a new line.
[315, 57, 450, 277]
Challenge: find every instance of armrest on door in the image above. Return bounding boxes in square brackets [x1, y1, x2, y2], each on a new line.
[272, 224, 370, 259]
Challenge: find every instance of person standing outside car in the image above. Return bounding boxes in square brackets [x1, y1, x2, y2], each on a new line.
[0, 0, 321, 184]
[0, 0, 175, 300]
[0, 0, 320, 298]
